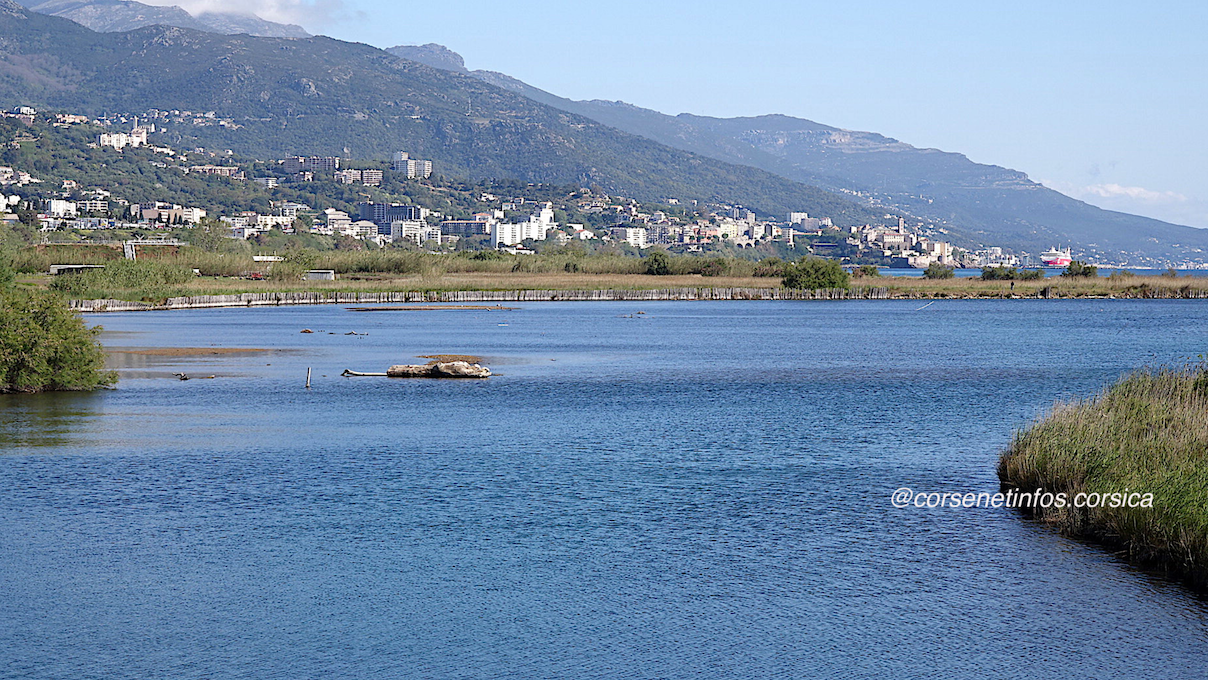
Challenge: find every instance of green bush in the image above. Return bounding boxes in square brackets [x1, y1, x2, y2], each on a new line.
[0, 288, 115, 393]
[1062, 261, 1098, 278]
[753, 257, 785, 277]
[782, 258, 850, 290]
[981, 266, 1045, 281]
[981, 266, 1017, 281]
[698, 258, 727, 277]
[923, 262, 955, 279]
[854, 264, 882, 278]
[645, 250, 671, 276]
[0, 256, 14, 288]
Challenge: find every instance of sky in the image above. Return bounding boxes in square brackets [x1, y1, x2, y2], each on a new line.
[156, 0, 1208, 228]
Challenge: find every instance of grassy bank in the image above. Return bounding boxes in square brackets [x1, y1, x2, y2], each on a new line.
[33, 269, 1208, 303]
[18, 248, 1208, 302]
[997, 366, 1208, 589]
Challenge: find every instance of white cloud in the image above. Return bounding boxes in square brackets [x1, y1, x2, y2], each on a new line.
[1042, 180, 1208, 229]
[141, 0, 351, 26]
[1076, 183, 1187, 204]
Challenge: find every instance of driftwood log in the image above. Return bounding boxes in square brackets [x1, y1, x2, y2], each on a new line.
[342, 361, 491, 379]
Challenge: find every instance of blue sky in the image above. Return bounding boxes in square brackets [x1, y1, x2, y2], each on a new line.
[167, 0, 1208, 227]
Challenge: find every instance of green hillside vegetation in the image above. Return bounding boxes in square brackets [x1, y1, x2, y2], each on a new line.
[0, 116, 719, 238]
[0, 0, 886, 225]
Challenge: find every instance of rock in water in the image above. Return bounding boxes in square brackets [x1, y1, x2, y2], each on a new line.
[385, 361, 491, 378]
[431, 361, 492, 378]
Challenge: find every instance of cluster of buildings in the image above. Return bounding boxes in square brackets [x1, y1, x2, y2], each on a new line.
[846, 220, 957, 267]
[34, 192, 211, 229]
[97, 109, 242, 131]
[97, 124, 151, 150]
[276, 152, 432, 186]
[220, 202, 309, 239]
[392, 152, 433, 179]
[6, 104, 1051, 265]
[0, 166, 40, 187]
[2, 106, 37, 126]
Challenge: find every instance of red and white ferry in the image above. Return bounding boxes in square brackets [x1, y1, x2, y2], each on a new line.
[1040, 247, 1073, 267]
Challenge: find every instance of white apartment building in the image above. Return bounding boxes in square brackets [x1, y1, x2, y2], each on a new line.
[611, 226, 648, 248]
[389, 219, 427, 242]
[491, 203, 557, 247]
[46, 199, 77, 218]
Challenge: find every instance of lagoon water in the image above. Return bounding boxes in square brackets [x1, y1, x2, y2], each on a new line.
[2, 300, 1207, 678]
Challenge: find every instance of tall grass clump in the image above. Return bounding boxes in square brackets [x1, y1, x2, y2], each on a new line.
[49, 259, 195, 302]
[998, 365, 1208, 588]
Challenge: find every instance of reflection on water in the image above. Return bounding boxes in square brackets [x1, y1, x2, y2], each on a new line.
[0, 391, 101, 450]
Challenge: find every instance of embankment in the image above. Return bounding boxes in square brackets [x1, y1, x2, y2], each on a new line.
[997, 366, 1208, 590]
[70, 287, 891, 312]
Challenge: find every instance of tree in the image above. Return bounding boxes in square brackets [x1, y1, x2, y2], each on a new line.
[645, 250, 671, 275]
[782, 258, 850, 289]
[1062, 261, 1098, 278]
[0, 253, 14, 288]
[753, 257, 785, 277]
[923, 262, 955, 279]
[0, 286, 115, 393]
[981, 266, 1018, 281]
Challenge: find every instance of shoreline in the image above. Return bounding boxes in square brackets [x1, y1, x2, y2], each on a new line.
[997, 367, 1208, 592]
[69, 285, 1208, 312]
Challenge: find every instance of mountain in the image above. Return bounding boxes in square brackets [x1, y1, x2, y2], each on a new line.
[16, 0, 309, 38]
[405, 47, 1208, 263]
[386, 44, 466, 74]
[0, 0, 888, 226]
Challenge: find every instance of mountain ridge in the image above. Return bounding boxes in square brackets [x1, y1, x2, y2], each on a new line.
[393, 42, 1208, 262]
[15, 0, 309, 38]
[0, 4, 887, 228]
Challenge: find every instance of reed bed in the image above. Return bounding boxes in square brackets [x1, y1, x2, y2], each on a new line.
[998, 366, 1208, 588]
[22, 242, 1208, 301]
[43, 271, 1208, 302]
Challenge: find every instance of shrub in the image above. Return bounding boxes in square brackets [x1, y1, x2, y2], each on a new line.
[981, 266, 1018, 281]
[645, 250, 671, 276]
[0, 255, 14, 288]
[854, 264, 882, 278]
[0, 288, 115, 393]
[469, 250, 505, 261]
[1062, 261, 1098, 278]
[923, 262, 955, 279]
[981, 266, 1044, 281]
[782, 258, 850, 290]
[753, 257, 785, 277]
[698, 258, 727, 277]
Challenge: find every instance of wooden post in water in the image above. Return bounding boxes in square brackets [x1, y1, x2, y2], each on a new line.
[305, 367, 312, 389]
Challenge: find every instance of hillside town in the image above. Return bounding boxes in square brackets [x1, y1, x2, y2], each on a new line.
[0, 106, 1080, 268]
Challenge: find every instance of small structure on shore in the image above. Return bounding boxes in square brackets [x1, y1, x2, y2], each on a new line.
[342, 361, 491, 379]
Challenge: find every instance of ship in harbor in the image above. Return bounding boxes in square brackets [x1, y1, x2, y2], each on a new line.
[1040, 247, 1073, 267]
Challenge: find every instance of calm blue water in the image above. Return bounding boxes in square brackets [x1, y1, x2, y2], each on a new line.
[2, 301, 1207, 679]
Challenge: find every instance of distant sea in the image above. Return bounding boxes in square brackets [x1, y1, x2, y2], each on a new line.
[877, 267, 1208, 278]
